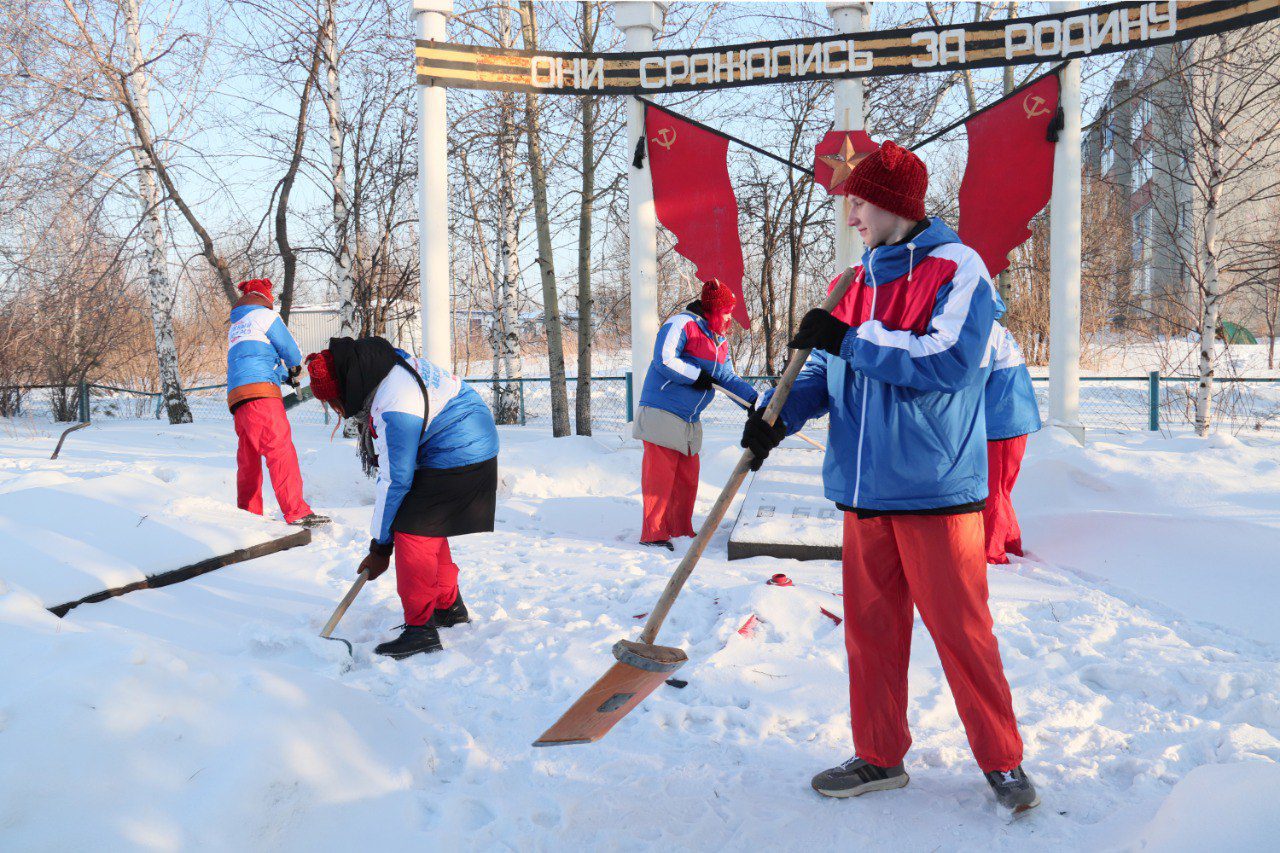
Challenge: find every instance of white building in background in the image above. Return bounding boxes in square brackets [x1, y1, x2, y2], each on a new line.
[286, 304, 422, 356]
[1086, 38, 1280, 336]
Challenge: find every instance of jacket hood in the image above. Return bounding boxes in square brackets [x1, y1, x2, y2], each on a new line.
[329, 336, 402, 417]
[233, 291, 274, 310]
[861, 217, 959, 287]
[682, 301, 727, 338]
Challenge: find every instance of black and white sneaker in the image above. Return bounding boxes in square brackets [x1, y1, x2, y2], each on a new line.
[811, 757, 909, 798]
[430, 594, 471, 628]
[289, 513, 330, 528]
[374, 624, 443, 659]
[640, 539, 675, 551]
[985, 765, 1040, 813]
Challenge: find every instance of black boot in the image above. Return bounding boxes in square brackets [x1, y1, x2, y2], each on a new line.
[640, 539, 675, 551]
[430, 594, 471, 628]
[984, 765, 1040, 812]
[374, 624, 443, 659]
[289, 513, 330, 528]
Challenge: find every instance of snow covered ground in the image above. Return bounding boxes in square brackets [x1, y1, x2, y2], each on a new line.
[1, 418, 1278, 850]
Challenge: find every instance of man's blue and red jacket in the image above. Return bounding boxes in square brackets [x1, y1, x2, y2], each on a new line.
[772, 218, 1001, 512]
[638, 301, 758, 423]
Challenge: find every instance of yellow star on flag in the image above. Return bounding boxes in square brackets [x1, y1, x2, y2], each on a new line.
[818, 134, 870, 191]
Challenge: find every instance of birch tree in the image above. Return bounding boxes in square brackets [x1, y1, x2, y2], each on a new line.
[1150, 30, 1280, 434]
[320, 0, 357, 335]
[492, 2, 522, 424]
[119, 0, 189, 423]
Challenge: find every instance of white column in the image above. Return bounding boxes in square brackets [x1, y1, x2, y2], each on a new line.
[1048, 0, 1084, 439]
[414, 0, 453, 368]
[615, 1, 666, 418]
[827, 2, 871, 271]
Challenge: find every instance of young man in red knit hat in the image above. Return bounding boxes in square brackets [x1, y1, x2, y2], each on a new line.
[226, 278, 327, 527]
[741, 141, 1038, 813]
[633, 279, 758, 550]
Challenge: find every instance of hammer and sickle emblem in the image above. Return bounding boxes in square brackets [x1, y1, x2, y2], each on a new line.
[1023, 93, 1049, 119]
[652, 128, 677, 150]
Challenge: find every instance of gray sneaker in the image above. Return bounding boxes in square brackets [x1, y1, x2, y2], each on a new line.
[811, 757, 909, 798]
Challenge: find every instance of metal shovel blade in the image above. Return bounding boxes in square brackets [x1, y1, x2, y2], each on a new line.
[533, 640, 687, 747]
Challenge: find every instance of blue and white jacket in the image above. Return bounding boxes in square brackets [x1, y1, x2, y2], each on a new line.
[370, 355, 499, 545]
[984, 323, 1042, 441]
[638, 304, 758, 422]
[226, 299, 301, 409]
[773, 218, 999, 511]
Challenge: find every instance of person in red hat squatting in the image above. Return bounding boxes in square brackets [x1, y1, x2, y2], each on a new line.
[983, 322, 1041, 564]
[741, 141, 1038, 813]
[306, 337, 498, 660]
[226, 278, 327, 527]
[634, 279, 758, 550]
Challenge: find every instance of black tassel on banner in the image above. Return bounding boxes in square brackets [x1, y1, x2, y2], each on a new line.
[1047, 107, 1065, 143]
[633, 136, 646, 169]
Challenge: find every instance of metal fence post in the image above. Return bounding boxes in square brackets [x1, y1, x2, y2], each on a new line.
[625, 371, 634, 422]
[77, 379, 89, 423]
[1148, 370, 1160, 431]
[518, 380, 526, 425]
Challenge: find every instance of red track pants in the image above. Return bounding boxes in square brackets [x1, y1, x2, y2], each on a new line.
[233, 397, 312, 523]
[841, 511, 1024, 773]
[640, 441, 699, 542]
[983, 435, 1028, 565]
[393, 532, 460, 626]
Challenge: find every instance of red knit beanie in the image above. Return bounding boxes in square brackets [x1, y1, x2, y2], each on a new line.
[237, 278, 273, 301]
[700, 278, 736, 334]
[842, 140, 928, 222]
[305, 351, 340, 406]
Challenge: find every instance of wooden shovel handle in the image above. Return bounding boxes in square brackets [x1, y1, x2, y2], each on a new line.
[639, 269, 857, 645]
[321, 570, 369, 638]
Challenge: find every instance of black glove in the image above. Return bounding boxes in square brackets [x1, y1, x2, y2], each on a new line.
[787, 309, 850, 356]
[692, 370, 715, 391]
[741, 406, 787, 471]
[285, 365, 302, 388]
[359, 539, 394, 581]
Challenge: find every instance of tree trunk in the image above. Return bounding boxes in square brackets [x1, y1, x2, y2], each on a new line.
[1195, 172, 1223, 436]
[518, 1, 569, 437]
[575, 2, 598, 436]
[493, 4, 522, 425]
[320, 0, 357, 336]
[122, 0, 190, 425]
[276, 34, 323, 323]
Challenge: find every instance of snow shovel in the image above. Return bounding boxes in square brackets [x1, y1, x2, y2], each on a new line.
[282, 383, 314, 411]
[320, 569, 368, 655]
[532, 268, 857, 747]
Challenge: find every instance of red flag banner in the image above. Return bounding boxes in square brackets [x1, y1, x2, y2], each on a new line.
[957, 72, 1060, 279]
[645, 104, 749, 328]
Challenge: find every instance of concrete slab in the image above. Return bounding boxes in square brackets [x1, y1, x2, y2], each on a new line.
[727, 447, 841, 561]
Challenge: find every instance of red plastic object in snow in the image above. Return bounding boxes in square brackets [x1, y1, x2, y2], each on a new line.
[737, 614, 761, 637]
[766, 573, 793, 587]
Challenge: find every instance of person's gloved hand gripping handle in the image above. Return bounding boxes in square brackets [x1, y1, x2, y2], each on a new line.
[741, 405, 787, 471]
[787, 309, 850, 356]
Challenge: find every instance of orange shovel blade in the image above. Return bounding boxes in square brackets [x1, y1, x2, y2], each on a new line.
[533, 640, 687, 747]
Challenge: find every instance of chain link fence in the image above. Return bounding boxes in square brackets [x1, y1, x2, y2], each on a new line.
[4, 373, 1279, 436]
